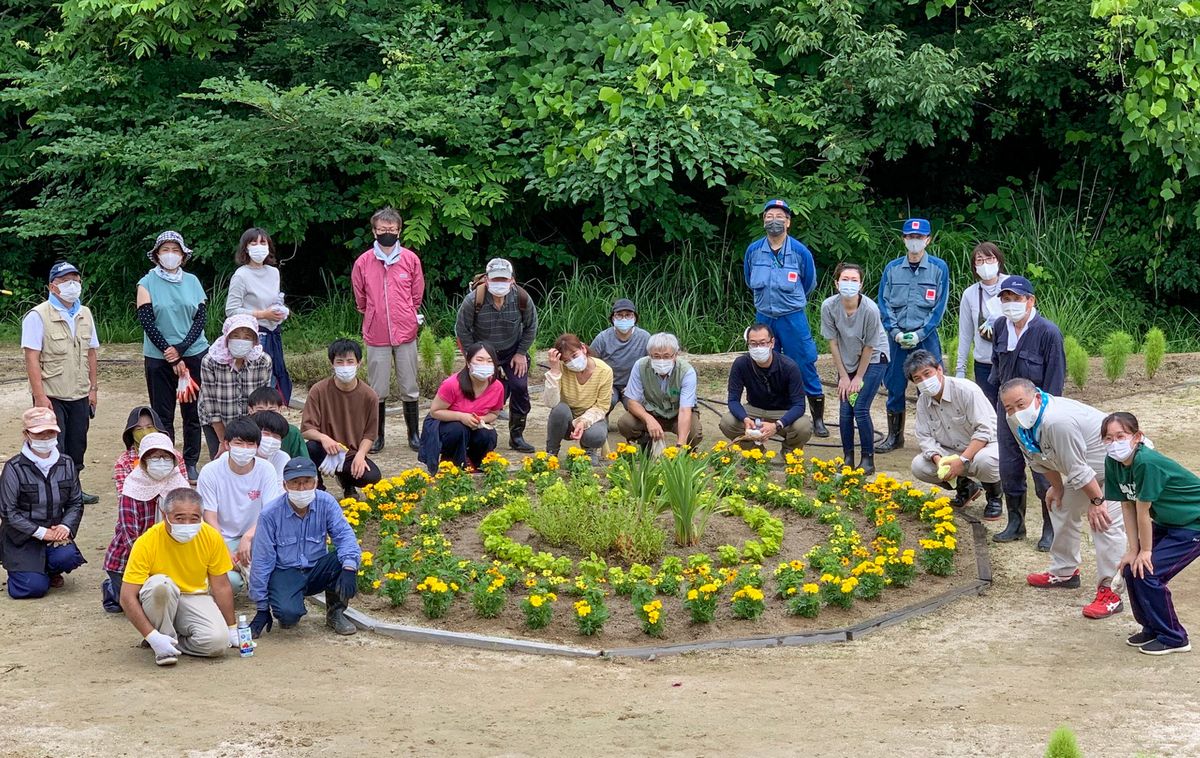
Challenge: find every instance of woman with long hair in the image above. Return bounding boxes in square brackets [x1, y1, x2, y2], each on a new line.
[425, 342, 505, 470]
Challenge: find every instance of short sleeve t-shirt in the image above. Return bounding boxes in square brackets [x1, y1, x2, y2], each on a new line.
[589, 326, 651, 387]
[1104, 445, 1200, 531]
[123, 522, 233, 594]
[197, 455, 284, 539]
[820, 294, 889, 374]
[436, 375, 506, 416]
[137, 271, 210, 359]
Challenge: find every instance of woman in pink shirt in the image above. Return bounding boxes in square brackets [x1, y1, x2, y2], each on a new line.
[425, 343, 505, 470]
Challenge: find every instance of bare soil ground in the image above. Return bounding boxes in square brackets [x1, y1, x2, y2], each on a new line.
[2, 345, 1199, 757]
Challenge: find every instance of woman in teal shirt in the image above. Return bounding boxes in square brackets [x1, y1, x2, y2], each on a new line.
[135, 231, 210, 482]
[1103, 411, 1200, 656]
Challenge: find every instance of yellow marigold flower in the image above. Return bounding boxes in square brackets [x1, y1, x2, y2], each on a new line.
[802, 583, 819, 594]
[945, 535, 957, 550]
[786, 586, 797, 595]
[821, 573, 834, 583]
[687, 589, 699, 601]
[372, 580, 382, 589]
[647, 610, 660, 624]
[574, 601, 592, 617]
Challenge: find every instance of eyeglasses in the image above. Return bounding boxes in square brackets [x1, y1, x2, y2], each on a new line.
[374, 227, 400, 234]
[748, 340, 773, 349]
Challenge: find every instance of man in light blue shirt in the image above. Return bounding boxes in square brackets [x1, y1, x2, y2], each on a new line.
[247, 457, 361, 638]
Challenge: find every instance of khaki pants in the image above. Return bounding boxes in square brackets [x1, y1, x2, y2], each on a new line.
[910, 443, 1001, 485]
[138, 575, 228, 657]
[367, 342, 418, 403]
[618, 410, 704, 447]
[718, 404, 812, 452]
[1047, 488, 1126, 584]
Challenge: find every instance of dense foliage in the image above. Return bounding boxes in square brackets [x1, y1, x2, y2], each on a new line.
[2, 0, 1198, 343]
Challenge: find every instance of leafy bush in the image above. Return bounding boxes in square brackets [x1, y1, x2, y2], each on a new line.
[1101, 331, 1136, 383]
[1063, 336, 1089, 390]
[1044, 726, 1083, 758]
[1143, 327, 1166, 380]
[526, 481, 664, 564]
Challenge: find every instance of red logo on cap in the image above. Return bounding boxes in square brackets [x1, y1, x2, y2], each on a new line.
[910, 221, 919, 229]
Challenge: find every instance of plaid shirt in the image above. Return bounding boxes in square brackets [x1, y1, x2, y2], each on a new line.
[197, 354, 273, 425]
[108, 449, 188, 571]
[454, 290, 538, 355]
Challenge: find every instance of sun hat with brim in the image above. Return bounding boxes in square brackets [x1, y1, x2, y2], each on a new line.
[122, 432, 188, 502]
[22, 407, 60, 433]
[147, 230, 193, 263]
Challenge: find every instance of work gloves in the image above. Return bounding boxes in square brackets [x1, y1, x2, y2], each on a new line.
[250, 609, 274, 639]
[335, 568, 358, 600]
[895, 332, 919, 349]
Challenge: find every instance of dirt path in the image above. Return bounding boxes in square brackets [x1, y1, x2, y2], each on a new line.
[1, 347, 1199, 757]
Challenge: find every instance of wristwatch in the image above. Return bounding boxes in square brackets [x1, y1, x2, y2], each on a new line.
[1089, 496, 1105, 506]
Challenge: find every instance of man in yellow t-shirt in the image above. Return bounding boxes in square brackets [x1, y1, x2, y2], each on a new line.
[120, 487, 237, 666]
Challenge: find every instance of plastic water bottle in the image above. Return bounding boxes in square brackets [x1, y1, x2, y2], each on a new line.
[237, 614, 254, 657]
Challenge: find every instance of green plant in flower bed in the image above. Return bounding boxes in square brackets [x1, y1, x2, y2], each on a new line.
[416, 574, 458, 619]
[716, 544, 741, 567]
[787, 583, 821, 618]
[655, 556, 684, 596]
[522, 588, 557, 630]
[525, 480, 664, 563]
[658, 446, 727, 547]
[773, 560, 808, 599]
[380, 571, 413, 607]
[683, 565, 723, 623]
[471, 565, 510, 619]
[731, 584, 766, 620]
[572, 585, 610, 636]
[850, 558, 887, 601]
[820, 573, 857, 610]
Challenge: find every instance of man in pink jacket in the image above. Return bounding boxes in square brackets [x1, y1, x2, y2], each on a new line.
[351, 207, 425, 453]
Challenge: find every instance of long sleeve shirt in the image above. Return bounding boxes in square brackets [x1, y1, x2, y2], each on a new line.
[226, 264, 283, 330]
[876, 253, 951, 341]
[0, 453, 84, 573]
[454, 288, 538, 356]
[197, 354, 274, 425]
[743, 235, 817, 318]
[1008, 395, 1108, 491]
[725, 353, 806, 427]
[990, 311, 1066, 396]
[542, 358, 614, 429]
[914, 376, 998, 462]
[955, 278, 1008, 375]
[249, 490, 361, 610]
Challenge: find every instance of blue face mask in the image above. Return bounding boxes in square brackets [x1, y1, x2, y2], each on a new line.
[613, 318, 635, 333]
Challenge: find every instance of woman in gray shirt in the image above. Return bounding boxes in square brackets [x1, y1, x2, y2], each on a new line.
[955, 242, 1009, 407]
[226, 228, 291, 403]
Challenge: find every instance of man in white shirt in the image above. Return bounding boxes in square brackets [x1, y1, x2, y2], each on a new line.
[251, 410, 292, 481]
[198, 416, 282, 593]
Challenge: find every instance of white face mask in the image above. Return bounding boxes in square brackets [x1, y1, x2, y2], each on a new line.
[613, 318, 635, 333]
[1106, 438, 1135, 462]
[56, 281, 82, 303]
[247, 244, 270, 263]
[287, 487, 317, 509]
[257, 436, 282, 459]
[1001, 301, 1028, 322]
[227, 338, 254, 358]
[469, 363, 494, 381]
[228, 445, 257, 466]
[29, 437, 58, 454]
[168, 521, 202, 544]
[145, 458, 177, 480]
[917, 375, 942, 396]
[837, 281, 861, 299]
[976, 262, 999, 281]
[487, 281, 512, 297]
[158, 252, 183, 271]
[334, 365, 358, 383]
[1012, 402, 1041, 430]
[650, 358, 675, 375]
[565, 354, 588, 372]
[748, 346, 772, 364]
[904, 238, 926, 254]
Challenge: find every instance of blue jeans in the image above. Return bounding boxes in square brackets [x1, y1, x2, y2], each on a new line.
[884, 332, 942, 413]
[438, 420, 498, 469]
[839, 361, 886, 459]
[6, 543, 87, 599]
[266, 551, 344, 626]
[1124, 525, 1200, 647]
[757, 310, 822, 396]
[974, 360, 998, 408]
[259, 326, 293, 405]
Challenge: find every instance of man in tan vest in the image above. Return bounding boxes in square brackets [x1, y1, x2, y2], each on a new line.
[22, 260, 100, 504]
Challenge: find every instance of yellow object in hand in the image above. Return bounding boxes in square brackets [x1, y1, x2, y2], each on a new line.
[936, 454, 961, 484]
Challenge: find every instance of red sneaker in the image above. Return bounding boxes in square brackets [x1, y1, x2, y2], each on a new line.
[1082, 586, 1123, 619]
[1027, 569, 1081, 588]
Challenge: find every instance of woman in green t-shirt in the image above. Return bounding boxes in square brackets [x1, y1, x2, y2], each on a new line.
[1103, 412, 1200, 656]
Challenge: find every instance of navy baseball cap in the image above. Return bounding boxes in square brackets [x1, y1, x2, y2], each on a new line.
[762, 199, 792, 216]
[282, 457, 319, 481]
[611, 298, 636, 315]
[902, 218, 931, 236]
[48, 260, 80, 282]
[999, 276, 1035, 297]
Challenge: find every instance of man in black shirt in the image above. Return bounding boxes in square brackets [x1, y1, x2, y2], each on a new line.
[718, 323, 812, 452]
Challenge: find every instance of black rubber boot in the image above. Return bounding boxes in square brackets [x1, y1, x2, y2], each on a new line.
[859, 453, 875, 476]
[950, 478, 983, 508]
[1037, 499, 1055, 552]
[993, 493, 1027, 542]
[403, 401, 421, 451]
[809, 395, 829, 438]
[369, 401, 385, 454]
[876, 411, 905, 452]
[325, 587, 357, 636]
[982, 481, 1003, 520]
[843, 451, 855, 470]
[508, 413, 536, 454]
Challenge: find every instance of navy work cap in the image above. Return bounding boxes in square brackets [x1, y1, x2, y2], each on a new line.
[282, 457, 319, 481]
[999, 276, 1035, 297]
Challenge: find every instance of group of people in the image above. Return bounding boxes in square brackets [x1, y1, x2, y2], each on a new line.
[2, 202, 1198, 664]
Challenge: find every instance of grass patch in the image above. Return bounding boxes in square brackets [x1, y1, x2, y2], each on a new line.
[526, 480, 665, 564]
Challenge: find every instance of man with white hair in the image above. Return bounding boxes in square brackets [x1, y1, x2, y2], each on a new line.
[120, 487, 238, 666]
[618, 332, 703, 447]
[999, 378, 1127, 619]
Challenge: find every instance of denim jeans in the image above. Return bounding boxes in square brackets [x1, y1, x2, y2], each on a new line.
[839, 361, 886, 459]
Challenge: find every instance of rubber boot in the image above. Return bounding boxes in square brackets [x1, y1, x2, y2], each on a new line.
[993, 493, 1027, 543]
[403, 401, 421, 451]
[1037, 499, 1055, 552]
[369, 401, 385, 454]
[325, 587, 357, 636]
[809, 395, 829, 438]
[843, 451, 855, 471]
[950, 479, 983, 508]
[859, 453, 876, 476]
[982, 481, 1003, 521]
[508, 413, 536, 454]
[876, 411, 905, 452]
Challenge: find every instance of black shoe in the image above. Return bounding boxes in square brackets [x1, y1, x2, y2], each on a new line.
[843, 452, 855, 470]
[1140, 639, 1191, 655]
[876, 412, 905, 453]
[1127, 631, 1157, 647]
[186, 464, 199, 483]
[994, 493, 1027, 542]
[950, 479, 983, 508]
[325, 588, 357, 636]
[982, 481, 1003, 520]
[859, 454, 875, 476]
[81, 491, 99, 505]
[808, 395, 829, 438]
[403, 401, 421, 452]
[508, 413, 536, 454]
[370, 401, 386, 454]
[1037, 499, 1054, 552]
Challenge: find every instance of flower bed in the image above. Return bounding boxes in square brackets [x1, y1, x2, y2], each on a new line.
[344, 444, 972, 647]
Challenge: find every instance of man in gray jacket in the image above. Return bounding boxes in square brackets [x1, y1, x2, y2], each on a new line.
[999, 378, 1127, 619]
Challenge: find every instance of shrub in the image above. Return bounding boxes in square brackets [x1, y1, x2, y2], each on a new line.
[417, 328, 442, 397]
[658, 447, 726, 546]
[1143, 327, 1166, 380]
[1101, 331, 1136, 383]
[526, 481, 665, 563]
[1044, 726, 1083, 758]
[1063, 336, 1089, 389]
[437, 336, 459, 376]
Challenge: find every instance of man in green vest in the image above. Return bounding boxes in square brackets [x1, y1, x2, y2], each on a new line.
[22, 260, 100, 504]
[617, 332, 703, 448]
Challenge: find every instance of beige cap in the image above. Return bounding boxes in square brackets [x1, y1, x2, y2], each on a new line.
[23, 407, 60, 433]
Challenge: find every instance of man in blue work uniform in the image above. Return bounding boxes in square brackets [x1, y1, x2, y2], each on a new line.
[743, 200, 827, 437]
[876, 218, 951, 452]
[989, 276, 1066, 550]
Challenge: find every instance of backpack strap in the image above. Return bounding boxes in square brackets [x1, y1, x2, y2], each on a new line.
[473, 281, 529, 315]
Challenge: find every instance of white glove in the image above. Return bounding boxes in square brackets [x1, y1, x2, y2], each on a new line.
[319, 450, 345, 476]
[416, 313, 426, 326]
[894, 332, 906, 345]
[146, 630, 181, 657]
[228, 625, 240, 648]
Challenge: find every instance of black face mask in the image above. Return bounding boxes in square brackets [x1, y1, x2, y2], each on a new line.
[376, 232, 399, 247]
[764, 219, 787, 237]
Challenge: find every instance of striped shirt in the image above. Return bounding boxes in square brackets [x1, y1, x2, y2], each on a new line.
[454, 290, 538, 355]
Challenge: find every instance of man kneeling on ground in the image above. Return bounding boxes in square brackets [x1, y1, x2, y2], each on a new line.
[718, 323, 812, 454]
[248, 458, 362, 638]
[120, 487, 237, 667]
